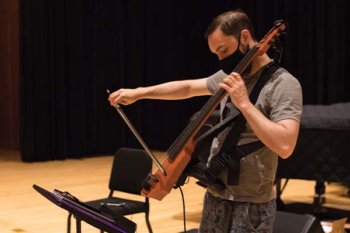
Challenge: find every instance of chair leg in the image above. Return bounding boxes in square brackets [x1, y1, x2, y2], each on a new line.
[67, 213, 72, 233]
[145, 212, 153, 233]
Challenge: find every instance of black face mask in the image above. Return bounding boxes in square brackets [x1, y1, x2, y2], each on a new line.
[219, 47, 246, 75]
[219, 37, 250, 75]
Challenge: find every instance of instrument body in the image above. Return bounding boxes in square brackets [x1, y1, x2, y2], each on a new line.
[141, 141, 195, 199]
[141, 21, 286, 201]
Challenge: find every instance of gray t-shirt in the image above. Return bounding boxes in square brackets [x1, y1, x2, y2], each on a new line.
[205, 66, 303, 203]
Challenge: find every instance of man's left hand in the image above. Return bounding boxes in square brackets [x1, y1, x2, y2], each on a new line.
[219, 72, 251, 110]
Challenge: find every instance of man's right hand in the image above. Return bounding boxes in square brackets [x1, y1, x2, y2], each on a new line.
[108, 88, 140, 106]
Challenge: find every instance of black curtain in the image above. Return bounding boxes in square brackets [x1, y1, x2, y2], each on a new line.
[20, 0, 350, 161]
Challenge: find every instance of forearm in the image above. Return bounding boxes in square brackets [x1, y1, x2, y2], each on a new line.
[109, 78, 210, 106]
[137, 80, 205, 100]
[240, 102, 300, 158]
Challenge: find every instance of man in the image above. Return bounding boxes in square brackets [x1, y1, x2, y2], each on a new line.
[109, 9, 302, 233]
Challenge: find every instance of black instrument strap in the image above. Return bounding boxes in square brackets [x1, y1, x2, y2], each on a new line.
[194, 111, 237, 145]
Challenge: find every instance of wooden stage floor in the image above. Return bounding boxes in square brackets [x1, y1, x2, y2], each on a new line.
[1, 149, 350, 233]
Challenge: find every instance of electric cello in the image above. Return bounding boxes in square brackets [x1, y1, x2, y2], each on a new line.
[139, 20, 286, 201]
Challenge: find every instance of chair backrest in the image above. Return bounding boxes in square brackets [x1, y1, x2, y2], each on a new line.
[109, 147, 153, 195]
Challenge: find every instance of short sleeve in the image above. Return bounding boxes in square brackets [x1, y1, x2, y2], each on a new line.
[206, 70, 227, 94]
[268, 70, 303, 122]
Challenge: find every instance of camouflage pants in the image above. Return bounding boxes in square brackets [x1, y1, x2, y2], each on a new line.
[199, 192, 276, 233]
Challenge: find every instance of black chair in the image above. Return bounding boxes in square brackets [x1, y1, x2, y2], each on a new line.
[67, 147, 153, 233]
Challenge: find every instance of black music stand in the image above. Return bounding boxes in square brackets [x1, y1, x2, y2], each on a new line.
[33, 184, 136, 233]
